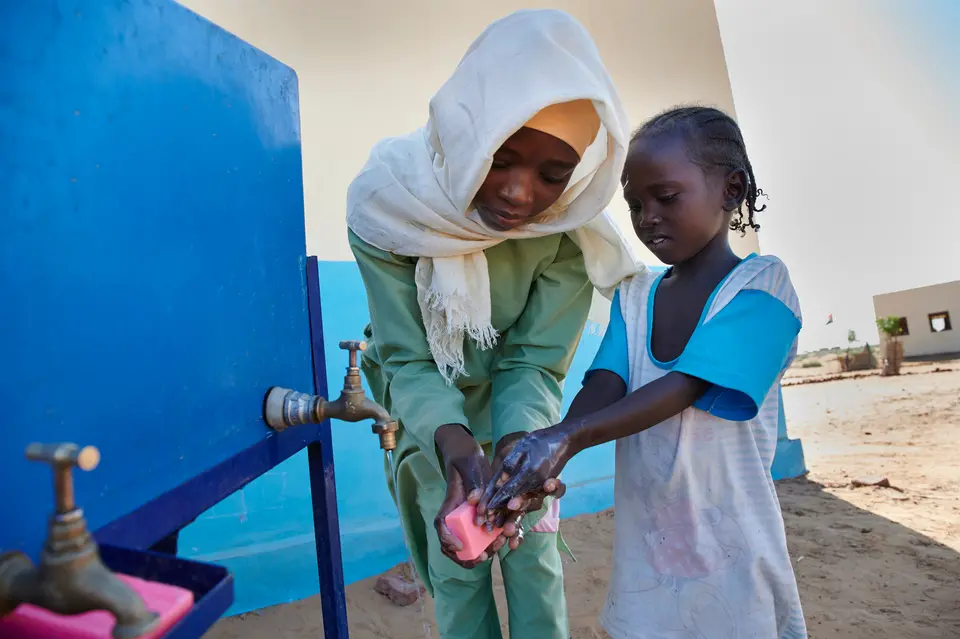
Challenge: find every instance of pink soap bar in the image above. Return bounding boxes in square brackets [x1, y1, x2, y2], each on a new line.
[0, 573, 194, 639]
[445, 502, 502, 562]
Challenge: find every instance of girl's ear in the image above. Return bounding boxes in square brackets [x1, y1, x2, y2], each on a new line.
[722, 168, 748, 212]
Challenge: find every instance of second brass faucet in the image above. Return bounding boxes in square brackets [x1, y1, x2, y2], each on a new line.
[264, 340, 398, 451]
[0, 444, 160, 639]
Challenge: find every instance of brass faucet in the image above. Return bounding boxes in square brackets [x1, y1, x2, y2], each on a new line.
[0, 443, 160, 639]
[264, 340, 399, 451]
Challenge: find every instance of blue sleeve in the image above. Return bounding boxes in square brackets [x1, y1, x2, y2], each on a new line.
[674, 289, 800, 421]
[583, 289, 629, 386]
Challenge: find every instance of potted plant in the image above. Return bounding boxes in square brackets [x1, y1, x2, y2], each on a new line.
[844, 329, 857, 371]
[876, 316, 905, 376]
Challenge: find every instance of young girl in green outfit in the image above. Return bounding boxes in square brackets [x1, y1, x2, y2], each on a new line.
[346, 9, 639, 639]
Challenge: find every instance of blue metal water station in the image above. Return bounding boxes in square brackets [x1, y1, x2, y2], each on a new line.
[0, 1, 366, 636]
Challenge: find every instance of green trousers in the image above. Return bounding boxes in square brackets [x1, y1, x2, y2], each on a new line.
[413, 459, 569, 639]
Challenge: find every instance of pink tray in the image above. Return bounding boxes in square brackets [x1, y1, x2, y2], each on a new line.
[0, 573, 193, 639]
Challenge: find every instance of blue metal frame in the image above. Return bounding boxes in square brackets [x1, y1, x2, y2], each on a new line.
[306, 256, 349, 639]
[93, 420, 324, 552]
[95, 256, 348, 638]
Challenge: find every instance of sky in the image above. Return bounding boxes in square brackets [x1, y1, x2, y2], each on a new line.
[714, 0, 960, 352]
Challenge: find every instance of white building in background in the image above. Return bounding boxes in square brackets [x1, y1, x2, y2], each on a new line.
[873, 280, 960, 358]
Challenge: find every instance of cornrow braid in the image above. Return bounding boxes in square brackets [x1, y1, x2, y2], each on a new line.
[631, 106, 766, 236]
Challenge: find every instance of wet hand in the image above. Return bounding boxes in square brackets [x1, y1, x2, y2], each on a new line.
[433, 425, 504, 568]
[481, 427, 573, 514]
[477, 432, 568, 546]
[498, 477, 566, 523]
[476, 433, 527, 527]
[478, 476, 567, 550]
[486, 476, 566, 551]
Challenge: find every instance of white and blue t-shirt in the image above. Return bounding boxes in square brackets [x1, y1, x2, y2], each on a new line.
[591, 254, 808, 639]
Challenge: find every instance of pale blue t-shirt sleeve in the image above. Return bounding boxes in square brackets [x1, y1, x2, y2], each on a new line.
[674, 289, 801, 421]
[583, 289, 630, 386]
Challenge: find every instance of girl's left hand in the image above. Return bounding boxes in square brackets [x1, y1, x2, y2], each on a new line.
[480, 427, 573, 515]
[488, 477, 566, 551]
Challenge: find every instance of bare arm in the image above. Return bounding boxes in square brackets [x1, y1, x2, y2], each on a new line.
[563, 371, 709, 454]
[563, 369, 627, 422]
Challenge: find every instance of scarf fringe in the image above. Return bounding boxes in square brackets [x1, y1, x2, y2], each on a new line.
[422, 285, 500, 386]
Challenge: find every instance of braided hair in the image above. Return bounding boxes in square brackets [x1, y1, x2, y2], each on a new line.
[631, 106, 766, 235]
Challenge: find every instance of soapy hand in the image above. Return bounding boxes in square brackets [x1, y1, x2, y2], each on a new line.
[480, 427, 573, 515]
[477, 432, 568, 549]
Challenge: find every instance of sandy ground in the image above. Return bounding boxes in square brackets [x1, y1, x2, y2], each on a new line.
[209, 363, 960, 639]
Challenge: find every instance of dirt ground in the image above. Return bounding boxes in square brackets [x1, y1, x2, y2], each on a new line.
[209, 362, 960, 639]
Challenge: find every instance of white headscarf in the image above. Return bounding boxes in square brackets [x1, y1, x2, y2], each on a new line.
[347, 9, 642, 384]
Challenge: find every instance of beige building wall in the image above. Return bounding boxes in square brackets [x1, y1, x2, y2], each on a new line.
[179, 0, 759, 264]
[873, 281, 960, 358]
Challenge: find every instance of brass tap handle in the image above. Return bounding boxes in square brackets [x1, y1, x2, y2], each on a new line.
[264, 339, 377, 432]
[25, 443, 101, 515]
[338, 340, 367, 369]
[25, 443, 101, 470]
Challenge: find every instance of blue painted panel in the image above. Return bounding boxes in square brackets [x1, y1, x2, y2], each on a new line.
[771, 389, 807, 480]
[0, 0, 311, 563]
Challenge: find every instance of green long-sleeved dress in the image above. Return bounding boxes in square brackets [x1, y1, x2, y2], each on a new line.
[351, 228, 592, 637]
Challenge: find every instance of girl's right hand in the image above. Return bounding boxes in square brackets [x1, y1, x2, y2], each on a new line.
[477, 433, 567, 539]
[481, 426, 574, 514]
[433, 424, 504, 568]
